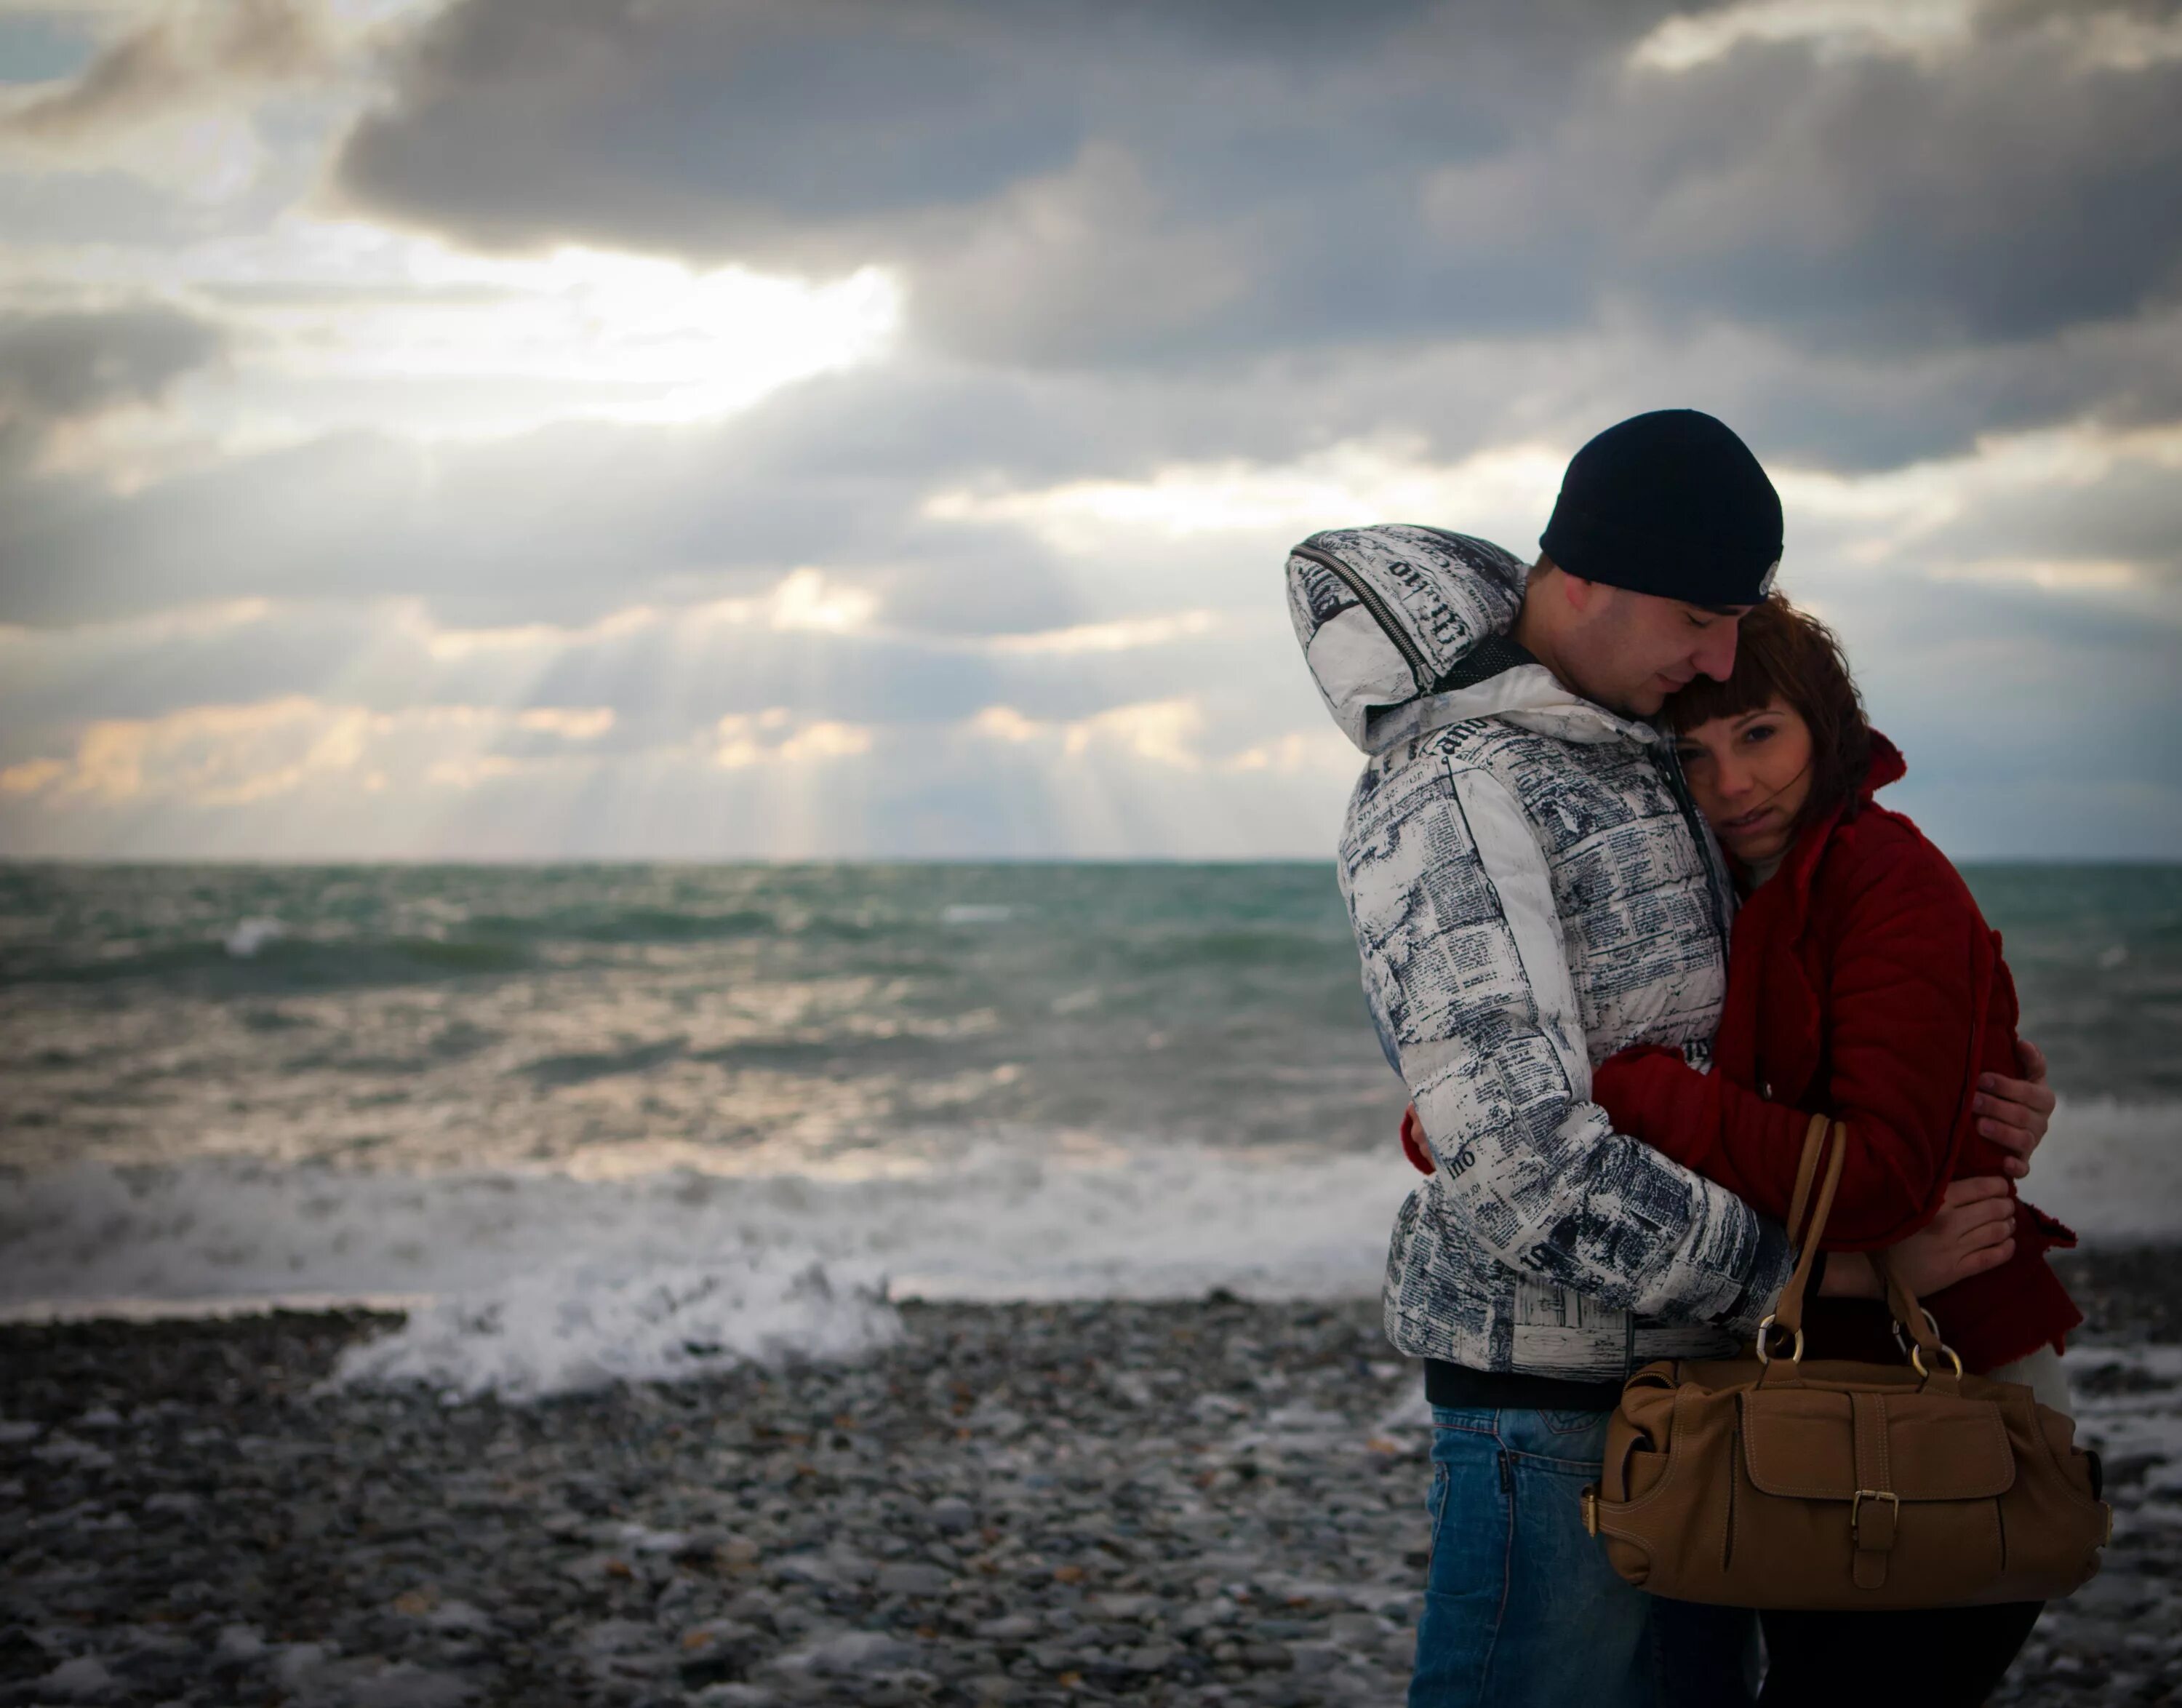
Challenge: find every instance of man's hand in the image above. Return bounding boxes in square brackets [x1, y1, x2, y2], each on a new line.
[1399, 1103, 1434, 1175]
[1885, 1176, 2018, 1297]
[1975, 1038, 2055, 1181]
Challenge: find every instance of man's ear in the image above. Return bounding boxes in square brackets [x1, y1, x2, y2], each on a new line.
[1561, 570, 1602, 615]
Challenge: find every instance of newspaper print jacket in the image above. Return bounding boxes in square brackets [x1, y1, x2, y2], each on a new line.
[1287, 524, 1794, 1379]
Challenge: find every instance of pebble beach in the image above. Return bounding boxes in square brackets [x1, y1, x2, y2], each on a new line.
[4, 1249, 2178, 1708]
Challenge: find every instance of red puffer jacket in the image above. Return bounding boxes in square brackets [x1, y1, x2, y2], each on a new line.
[1588, 733, 2081, 1374]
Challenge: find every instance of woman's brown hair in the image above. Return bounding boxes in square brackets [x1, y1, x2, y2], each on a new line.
[1663, 596, 1875, 828]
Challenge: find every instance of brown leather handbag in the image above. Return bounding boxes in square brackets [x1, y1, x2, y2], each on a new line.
[1582, 1116, 2111, 1609]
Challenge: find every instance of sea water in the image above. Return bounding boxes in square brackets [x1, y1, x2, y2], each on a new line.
[1, 862, 2176, 1392]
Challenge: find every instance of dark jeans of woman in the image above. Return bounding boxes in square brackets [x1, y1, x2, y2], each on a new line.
[1647, 1600, 2043, 1707]
[1757, 1603, 2045, 1707]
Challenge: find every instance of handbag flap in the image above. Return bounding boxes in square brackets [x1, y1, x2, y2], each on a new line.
[1739, 1388, 2016, 1502]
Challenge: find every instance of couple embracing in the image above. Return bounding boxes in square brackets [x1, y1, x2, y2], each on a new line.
[1285, 411, 2083, 1707]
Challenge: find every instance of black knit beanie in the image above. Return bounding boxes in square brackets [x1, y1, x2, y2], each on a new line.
[1538, 410, 1782, 607]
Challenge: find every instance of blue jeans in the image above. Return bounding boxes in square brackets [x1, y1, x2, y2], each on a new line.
[1410, 1405, 1757, 1708]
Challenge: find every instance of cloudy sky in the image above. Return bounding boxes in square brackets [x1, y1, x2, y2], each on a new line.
[0, 0, 2176, 861]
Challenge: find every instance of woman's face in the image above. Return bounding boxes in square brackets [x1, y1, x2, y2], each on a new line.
[1674, 695, 1815, 870]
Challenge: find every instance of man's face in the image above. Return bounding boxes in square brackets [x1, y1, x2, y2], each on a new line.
[1560, 581, 1747, 719]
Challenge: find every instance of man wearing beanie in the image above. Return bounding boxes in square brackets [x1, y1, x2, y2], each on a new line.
[1284, 410, 1791, 1706]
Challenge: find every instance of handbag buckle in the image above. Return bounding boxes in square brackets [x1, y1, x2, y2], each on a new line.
[1850, 1488, 1899, 1541]
[1581, 1486, 1600, 1537]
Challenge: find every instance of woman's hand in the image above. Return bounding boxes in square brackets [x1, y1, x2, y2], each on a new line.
[1399, 1104, 1434, 1175]
[1974, 1038, 2055, 1181]
[1885, 1176, 2018, 1297]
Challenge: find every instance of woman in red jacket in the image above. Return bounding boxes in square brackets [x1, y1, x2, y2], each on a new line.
[1613, 596, 2078, 1705]
[1402, 597, 2077, 1704]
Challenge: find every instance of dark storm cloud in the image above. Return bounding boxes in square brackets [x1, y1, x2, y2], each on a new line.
[15, 330, 1600, 631]
[1725, 314, 2182, 473]
[1976, 0, 2182, 33]
[76, 623, 887, 773]
[1932, 455, 2182, 577]
[1596, 31, 2182, 348]
[0, 603, 369, 745]
[0, 362, 1114, 629]
[332, 0, 2182, 371]
[0, 302, 225, 469]
[0, 0, 328, 144]
[0, 559, 1257, 775]
[332, 0, 1662, 359]
[335, 0, 1521, 257]
[9, 296, 2182, 639]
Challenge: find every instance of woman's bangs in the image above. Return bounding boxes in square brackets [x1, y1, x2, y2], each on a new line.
[1663, 652, 1781, 733]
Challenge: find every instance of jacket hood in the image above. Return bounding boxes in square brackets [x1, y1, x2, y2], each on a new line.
[1861, 730, 1909, 797]
[1285, 524, 1656, 754]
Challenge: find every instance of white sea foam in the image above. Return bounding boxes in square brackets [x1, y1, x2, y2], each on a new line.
[0, 1138, 1412, 1314]
[2066, 1342, 2182, 1516]
[0, 1136, 1414, 1395]
[222, 916, 285, 958]
[2012, 1098, 2182, 1244]
[939, 903, 1014, 925]
[330, 1256, 900, 1402]
[3, 1098, 2173, 1397]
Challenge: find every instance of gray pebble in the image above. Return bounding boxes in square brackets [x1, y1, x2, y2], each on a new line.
[874, 1561, 952, 1597]
[786, 1628, 924, 1675]
[4, 1280, 2169, 1708]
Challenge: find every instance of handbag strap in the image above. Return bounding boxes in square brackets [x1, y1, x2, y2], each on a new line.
[1789, 1112, 1963, 1382]
[1872, 1247, 1965, 1386]
[1783, 1113, 1831, 1251]
[1773, 1117, 1967, 1389]
[1771, 1117, 1846, 1339]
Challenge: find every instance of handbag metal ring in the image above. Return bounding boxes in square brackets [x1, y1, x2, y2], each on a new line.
[1754, 1314, 1805, 1365]
[1889, 1306, 1945, 1360]
[1909, 1340, 1965, 1378]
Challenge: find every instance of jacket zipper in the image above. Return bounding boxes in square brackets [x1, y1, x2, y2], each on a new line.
[1292, 542, 1429, 692]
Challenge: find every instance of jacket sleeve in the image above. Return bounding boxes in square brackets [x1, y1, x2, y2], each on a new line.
[1345, 760, 1794, 1333]
[1588, 839, 1991, 1249]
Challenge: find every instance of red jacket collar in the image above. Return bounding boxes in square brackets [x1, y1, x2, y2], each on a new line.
[1861, 731, 1908, 797]
[1739, 731, 1905, 903]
